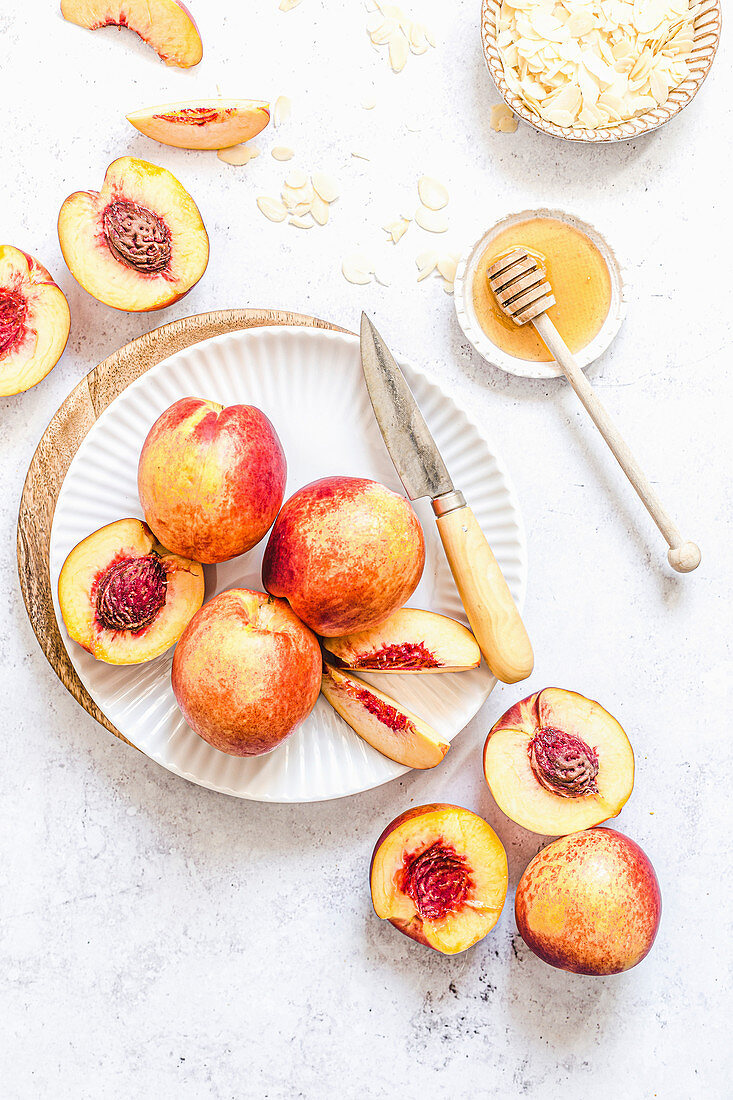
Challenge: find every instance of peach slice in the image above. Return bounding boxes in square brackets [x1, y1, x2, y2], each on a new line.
[483, 687, 634, 835]
[60, 0, 203, 68]
[58, 518, 204, 664]
[127, 99, 270, 150]
[515, 827, 662, 974]
[323, 608, 481, 673]
[320, 664, 449, 769]
[370, 804, 508, 954]
[58, 157, 209, 312]
[0, 245, 71, 397]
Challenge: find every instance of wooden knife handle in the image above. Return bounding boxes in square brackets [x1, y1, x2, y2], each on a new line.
[436, 504, 534, 684]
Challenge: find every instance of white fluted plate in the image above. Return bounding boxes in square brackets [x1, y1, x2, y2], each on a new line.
[49, 326, 527, 802]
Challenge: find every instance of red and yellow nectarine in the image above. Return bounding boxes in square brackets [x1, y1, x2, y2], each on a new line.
[127, 99, 270, 149]
[61, 0, 203, 67]
[0, 245, 70, 397]
[323, 608, 481, 673]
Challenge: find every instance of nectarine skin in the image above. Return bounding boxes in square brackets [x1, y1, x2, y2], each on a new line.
[262, 476, 425, 636]
[515, 827, 662, 975]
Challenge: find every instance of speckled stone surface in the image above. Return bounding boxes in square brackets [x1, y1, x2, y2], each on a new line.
[1, 2, 730, 1097]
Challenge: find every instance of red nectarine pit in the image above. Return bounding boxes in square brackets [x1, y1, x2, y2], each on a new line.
[400, 841, 473, 921]
[529, 726, 599, 798]
[95, 554, 168, 633]
[341, 677, 413, 734]
[102, 200, 171, 274]
[0, 288, 27, 355]
[349, 641, 441, 671]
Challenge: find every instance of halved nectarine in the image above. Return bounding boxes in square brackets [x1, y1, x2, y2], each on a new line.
[58, 157, 209, 312]
[0, 245, 70, 397]
[483, 687, 634, 835]
[370, 804, 508, 954]
[323, 608, 481, 673]
[127, 99, 270, 150]
[58, 518, 204, 664]
[61, 0, 203, 68]
[321, 664, 449, 769]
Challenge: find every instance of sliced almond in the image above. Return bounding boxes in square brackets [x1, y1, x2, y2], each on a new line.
[289, 215, 313, 228]
[217, 144, 259, 166]
[291, 201, 312, 216]
[273, 95, 291, 128]
[311, 171, 340, 204]
[417, 176, 449, 211]
[285, 168, 309, 189]
[416, 250, 438, 280]
[342, 253, 375, 285]
[351, 151, 371, 160]
[279, 0, 303, 9]
[389, 29, 409, 72]
[271, 146, 295, 161]
[442, 282, 455, 295]
[257, 197, 288, 223]
[437, 256, 458, 283]
[361, 95, 377, 110]
[424, 26, 436, 48]
[415, 206, 448, 233]
[371, 19, 397, 45]
[374, 266, 392, 286]
[311, 194, 330, 226]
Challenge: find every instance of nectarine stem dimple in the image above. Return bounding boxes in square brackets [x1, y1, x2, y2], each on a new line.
[96, 555, 168, 633]
[0, 288, 28, 355]
[529, 727, 599, 798]
[401, 842, 472, 921]
[102, 200, 171, 274]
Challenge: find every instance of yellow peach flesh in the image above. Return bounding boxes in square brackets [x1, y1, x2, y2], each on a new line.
[61, 0, 203, 68]
[323, 608, 481, 673]
[127, 99, 270, 150]
[0, 245, 70, 397]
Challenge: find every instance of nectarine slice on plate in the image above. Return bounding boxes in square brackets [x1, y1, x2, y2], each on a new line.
[58, 518, 204, 664]
[515, 827, 662, 974]
[171, 590, 322, 757]
[138, 397, 286, 563]
[0, 245, 70, 397]
[483, 687, 634, 835]
[58, 157, 209, 312]
[61, 0, 203, 67]
[321, 665, 449, 769]
[323, 608, 481, 673]
[370, 804, 508, 954]
[127, 99, 270, 149]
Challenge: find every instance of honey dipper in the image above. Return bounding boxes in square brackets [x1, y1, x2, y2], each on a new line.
[487, 248, 700, 573]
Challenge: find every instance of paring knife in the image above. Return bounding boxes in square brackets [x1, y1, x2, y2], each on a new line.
[359, 313, 533, 685]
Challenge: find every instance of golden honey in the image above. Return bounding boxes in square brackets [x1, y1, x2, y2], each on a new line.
[472, 216, 612, 363]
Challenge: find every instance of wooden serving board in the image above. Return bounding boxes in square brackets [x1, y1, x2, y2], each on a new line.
[17, 308, 347, 749]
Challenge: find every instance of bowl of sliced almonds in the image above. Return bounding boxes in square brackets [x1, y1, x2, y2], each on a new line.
[481, 0, 721, 142]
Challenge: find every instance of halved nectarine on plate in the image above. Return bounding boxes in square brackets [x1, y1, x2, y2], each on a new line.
[483, 687, 634, 835]
[370, 804, 508, 954]
[127, 99, 270, 149]
[58, 157, 209, 312]
[58, 518, 204, 664]
[0, 245, 70, 397]
[323, 608, 481, 673]
[61, 0, 203, 67]
[321, 664, 449, 769]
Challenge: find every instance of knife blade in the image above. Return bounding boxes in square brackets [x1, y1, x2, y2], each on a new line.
[359, 313, 534, 685]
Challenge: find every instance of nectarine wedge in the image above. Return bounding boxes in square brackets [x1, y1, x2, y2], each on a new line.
[58, 157, 209, 312]
[0, 245, 70, 397]
[61, 0, 203, 67]
[370, 804, 508, 954]
[321, 665, 449, 769]
[323, 608, 481, 673]
[127, 99, 270, 150]
[58, 518, 204, 664]
[483, 687, 634, 835]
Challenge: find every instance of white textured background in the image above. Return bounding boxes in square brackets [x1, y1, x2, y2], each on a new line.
[1, 2, 731, 1097]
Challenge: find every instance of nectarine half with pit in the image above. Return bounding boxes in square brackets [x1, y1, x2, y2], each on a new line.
[171, 589, 322, 756]
[138, 396, 286, 564]
[0, 245, 70, 397]
[483, 687, 634, 835]
[515, 827, 662, 975]
[262, 476, 425, 636]
[58, 157, 208, 312]
[321, 664, 449, 769]
[61, 0, 203, 67]
[323, 608, 481, 673]
[58, 518, 204, 664]
[370, 804, 508, 954]
[127, 99, 270, 150]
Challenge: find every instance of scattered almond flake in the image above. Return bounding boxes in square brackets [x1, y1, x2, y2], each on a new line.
[291, 201, 312, 216]
[311, 194, 330, 226]
[415, 205, 448, 233]
[279, 0, 303, 10]
[442, 282, 455, 295]
[383, 217, 410, 244]
[272, 146, 295, 161]
[416, 250, 438, 280]
[342, 253, 375, 285]
[389, 29, 409, 72]
[351, 151, 371, 160]
[273, 95, 291, 128]
[405, 119, 423, 133]
[311, 171, 340, 204]
[217, 144, 260, 166]
[367, 2, 436, 72]
[289, 215, 313, 228]
[497, 0, 697, 130]
[361, 95, 377, 110]
[374, 265, 392, 286]
[285, 168, 309, 189]
[490, 103, 518, 133]
[437, 256, 458, 283]
[257, 197, 288, 223]
[417, 176, 449, 211]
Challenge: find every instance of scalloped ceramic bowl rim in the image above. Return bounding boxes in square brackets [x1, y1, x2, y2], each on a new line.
[454, 208, 626, 380]
[480, 0, 722, 144]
